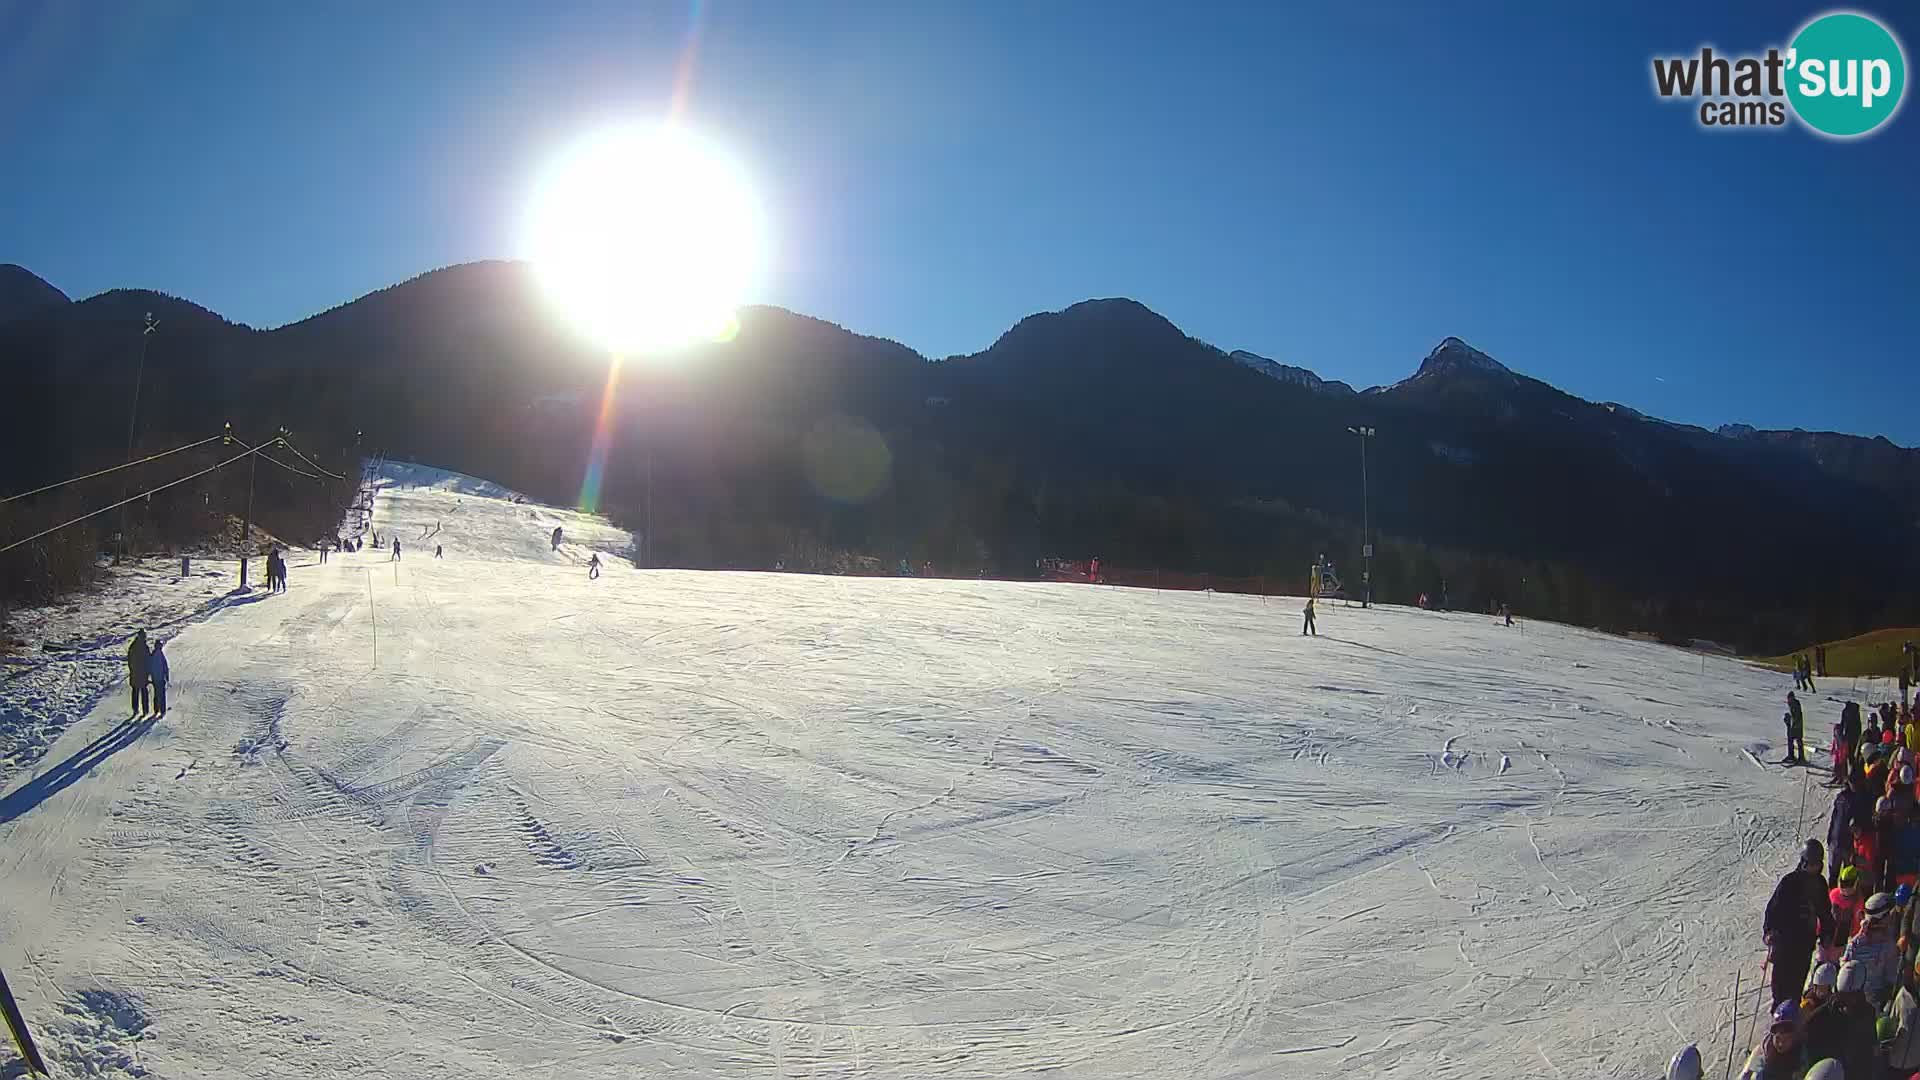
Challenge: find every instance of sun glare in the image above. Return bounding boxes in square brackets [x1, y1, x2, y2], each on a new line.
[526, 124, 765, 354]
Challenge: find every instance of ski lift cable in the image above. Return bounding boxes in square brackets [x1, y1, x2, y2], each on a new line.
[1, 433, 225, 504]
[228, 433, 326, 481]
[275, 436, 348, 480]
[0, 443, 275, 556]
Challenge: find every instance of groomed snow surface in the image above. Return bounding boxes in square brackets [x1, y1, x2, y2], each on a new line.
[0, 468, 1839, 1078]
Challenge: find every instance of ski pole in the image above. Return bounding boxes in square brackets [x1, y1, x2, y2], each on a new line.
[1723, 967, 1741, 1080]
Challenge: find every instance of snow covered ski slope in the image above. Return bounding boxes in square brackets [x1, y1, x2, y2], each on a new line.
[0, 470, 1831, 1078]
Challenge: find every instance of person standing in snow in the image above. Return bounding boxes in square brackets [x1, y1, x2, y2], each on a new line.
[1841, 892, 1901, 1003]
[125, 629, 150, 716]
[1836, 702, 1863, 786]
[1829, 772, 1873, 887]
[551, 525, 563, 552]
[148, 639, 170, 717]
[587, 553, 601, 580]
[1786, 692, 1807, 765]
[391, 538, 401, 561]
[1824, 961, 1881, 1080]
[1803, 656, 1818, 694]
[434, 544, 443, 559]
[1301, 596, 1316, 637]
[1765, 839, 1834, 1008]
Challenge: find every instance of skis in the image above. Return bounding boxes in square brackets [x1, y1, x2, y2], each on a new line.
[0, 967, 48, 1076]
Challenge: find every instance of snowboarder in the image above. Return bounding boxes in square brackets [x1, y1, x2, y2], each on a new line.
[125, 630, 150, 716]
[1764, 839, 1833, 1009]
[1302, 597, 1316, 637]
[391, 538, 401, 561]
[551, 526, 563, 552]
[1500, 603, 1513, 627]
[148, 639, 170, 717]
[1787, 692, 1807, 765]
[587, 553, 601, 580]
[434, 544, 443, 559]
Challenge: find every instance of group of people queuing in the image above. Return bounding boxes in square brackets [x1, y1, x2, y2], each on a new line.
[1738, 693, 1920, 1077]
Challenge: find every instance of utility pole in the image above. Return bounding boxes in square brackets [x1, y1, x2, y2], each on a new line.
[117, 313, 158, 560]
[1348, 425, 1376, 608]
[234, 426, 284, 587]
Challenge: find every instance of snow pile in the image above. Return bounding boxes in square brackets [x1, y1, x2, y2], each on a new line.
[372, 459, 522, 500]
[0, 468, 1844, 1078]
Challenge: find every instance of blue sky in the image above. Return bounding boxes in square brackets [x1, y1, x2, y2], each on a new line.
[4, 1, 1916, 440]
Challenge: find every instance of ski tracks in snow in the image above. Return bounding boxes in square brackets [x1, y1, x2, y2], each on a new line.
[0, 480, 1816, 1079]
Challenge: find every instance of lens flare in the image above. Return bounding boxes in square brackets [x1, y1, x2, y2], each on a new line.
[578, 355, 622, 512]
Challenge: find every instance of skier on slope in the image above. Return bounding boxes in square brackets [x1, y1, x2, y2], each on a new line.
[434, 544, 443, 559]
[391, 538, 401, 561]
[1301, 596, 1316, 637]
[148, 639, 170, 717]
[125, 630, 151, 716]
[1764, 839, 1833, 1009]
[587, 553, 601, 580]
[552, 526, 563, 552]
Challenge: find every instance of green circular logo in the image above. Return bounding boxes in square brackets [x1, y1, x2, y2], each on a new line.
[1787, 12, 1907, 137]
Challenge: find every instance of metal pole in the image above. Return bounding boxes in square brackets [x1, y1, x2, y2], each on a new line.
[117, 313, 158, 559]
[239, 444, 258, 587]
[1349, 426, 1374, 608]
[1360, 431, 1370, 608]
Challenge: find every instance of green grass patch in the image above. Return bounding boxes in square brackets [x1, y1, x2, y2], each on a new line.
[1758, 628, 1920, 679]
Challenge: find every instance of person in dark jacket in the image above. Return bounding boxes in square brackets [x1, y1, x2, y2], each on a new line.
[1766, 838, 1835, 1008]
[391, 538, 401, 561]
[148, 639, 170, 717]
[1841, 702, 1863, 769]
[125, 629, 150, 716]
[1786, 692, 1807, 765]
[1828, 961, 1883, 1079]
[1829, 772, 1874, 887]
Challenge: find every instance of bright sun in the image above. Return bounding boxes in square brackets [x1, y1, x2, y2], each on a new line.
[526, 124, 765, 354]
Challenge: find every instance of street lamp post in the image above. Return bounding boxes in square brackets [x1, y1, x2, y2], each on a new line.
[1348, 426, 1376, 608]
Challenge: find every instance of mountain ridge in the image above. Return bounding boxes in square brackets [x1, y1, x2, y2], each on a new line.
[3, 258, 1915, 654]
